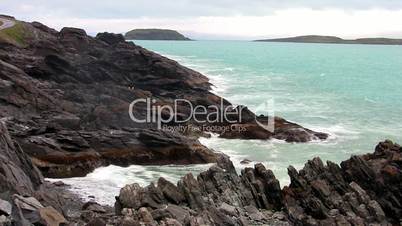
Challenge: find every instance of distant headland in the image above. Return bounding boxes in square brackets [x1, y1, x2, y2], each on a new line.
[124, 28, 191, 40]
[255, 35, 402, 45]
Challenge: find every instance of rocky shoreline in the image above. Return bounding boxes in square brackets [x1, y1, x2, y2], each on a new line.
[112, 140, 402, 225]
[1, 16, 400, 226]
[1, 121, 401, 225]
[0, 17, 327, 178]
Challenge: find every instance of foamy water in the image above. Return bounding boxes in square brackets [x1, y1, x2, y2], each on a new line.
[48, 41, 402, 205]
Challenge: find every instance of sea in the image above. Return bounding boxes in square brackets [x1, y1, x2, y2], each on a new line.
[49, 40, 402, 205]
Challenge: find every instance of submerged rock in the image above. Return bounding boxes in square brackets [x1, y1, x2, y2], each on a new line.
[240, 159, 252, 164]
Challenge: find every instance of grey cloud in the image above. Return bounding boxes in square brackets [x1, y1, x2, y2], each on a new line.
[3, 0, 402, 20]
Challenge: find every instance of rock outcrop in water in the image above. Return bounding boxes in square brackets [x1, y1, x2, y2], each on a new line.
[114, 140, 402, 225]
[0, 17, 327, 178]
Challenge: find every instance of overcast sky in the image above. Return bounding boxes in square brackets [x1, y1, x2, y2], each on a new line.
[3, 0, 402, 39]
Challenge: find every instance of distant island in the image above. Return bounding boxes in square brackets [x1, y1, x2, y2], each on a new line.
[125, 28, 191, 40]
[256, 35, 402, 45]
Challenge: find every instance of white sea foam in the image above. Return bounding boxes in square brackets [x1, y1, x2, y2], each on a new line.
[47, 164, 212, 206]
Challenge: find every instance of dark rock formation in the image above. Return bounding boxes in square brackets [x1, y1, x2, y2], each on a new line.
[115, 140, 402, 225]
[125, 29, 191, 40]
[1, 118, 401, 225]
[6, 118, 218, 178]
[256, 35, 402, 45]
[0, 121, 77, 225]
[0, 121, 42, 197]
[0, 18, 326, 177]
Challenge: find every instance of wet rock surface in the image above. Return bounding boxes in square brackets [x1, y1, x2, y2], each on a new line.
[1, 18, 326, 177]
[113, 140, 402, 225]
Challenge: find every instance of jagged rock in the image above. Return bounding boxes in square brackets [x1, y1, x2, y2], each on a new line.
[121, 217, 140, 226]
[0, 199, 12, 216]
[0, 122, 43, 196]
[83, 201, 106, 213]
[12, 195, 43, 222]
[160, 218, 183, 226]
[38, 206, 68, 226]
[86, 218, 106, 226]
[96, 32, 125, 45]
[117, 184, 146, 210]
[115, 141, 401, 225]
[0, 215, 11, 226]
[138, 207, 157, 226]
[219, 202, 237, 216]
[115, 156, 287, 225]
[116, 182, 166, 214]
[245, 205, 265, 221]
[157, 178, 185, 204]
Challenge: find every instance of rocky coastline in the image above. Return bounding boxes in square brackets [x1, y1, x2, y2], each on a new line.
[1, 17, 400, 225]
[0, 17, 327, 178]
[1, 121, 401, 225]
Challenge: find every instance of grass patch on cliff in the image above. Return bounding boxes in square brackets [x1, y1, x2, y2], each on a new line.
[0, 21, 28, 46]
[0, 21, 3, 26]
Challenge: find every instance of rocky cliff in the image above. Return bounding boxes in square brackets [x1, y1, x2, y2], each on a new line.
[0, 18, 327, 178]
[125, 29, 191, 40]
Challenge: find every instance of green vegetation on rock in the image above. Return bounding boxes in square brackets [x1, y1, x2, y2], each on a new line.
[0, 21, 28, 46]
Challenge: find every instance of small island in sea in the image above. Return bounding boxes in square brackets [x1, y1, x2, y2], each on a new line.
[256, 35, 402, 45]
[125, 28, 191, 40]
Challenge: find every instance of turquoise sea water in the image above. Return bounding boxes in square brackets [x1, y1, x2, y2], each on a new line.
[52, 41, 402, 205]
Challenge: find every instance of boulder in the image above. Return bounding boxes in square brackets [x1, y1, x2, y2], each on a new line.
[96, 32, 126, 45]
[157, 178, 185, 204]
[82, 201, 106, 213]
[37, 206, 68, 226]
[0, 199, 12, 216]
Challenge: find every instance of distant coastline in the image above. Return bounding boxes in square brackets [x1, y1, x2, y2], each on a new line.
[125, 28, 191, 40]
[255, 35, 402, 45]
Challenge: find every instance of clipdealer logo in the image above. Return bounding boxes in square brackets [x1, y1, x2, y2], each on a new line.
[128, 98, 275, 133]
